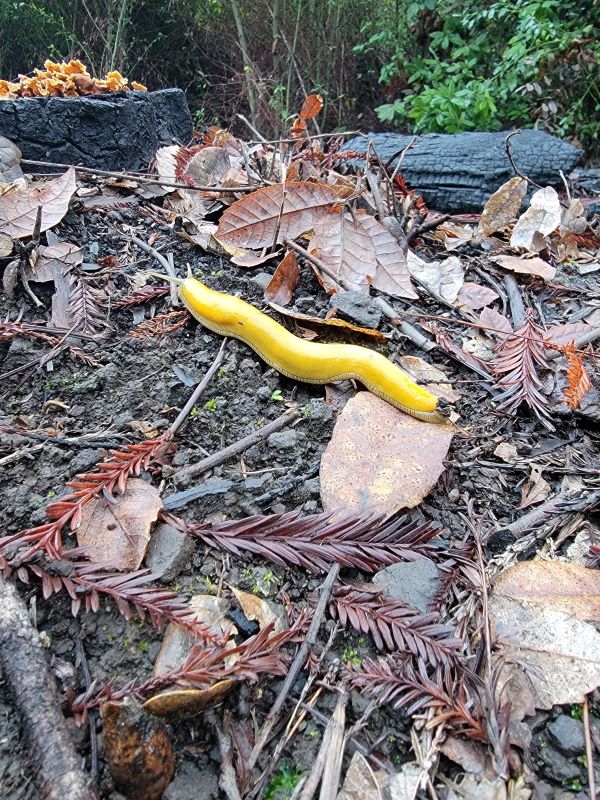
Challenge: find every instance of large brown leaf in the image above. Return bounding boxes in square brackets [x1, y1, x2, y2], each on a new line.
[76, 477, 162, 571]
[476, 176, 527, 237]
[0, 167, 76, 238]
[216, 181, 339, 248]
[310, 211, 376, 292]
[320, 393, 454, 514]
[359, 212, 418, 300]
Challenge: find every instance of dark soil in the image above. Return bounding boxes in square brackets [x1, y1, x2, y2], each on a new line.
[1, 194, 599, 799]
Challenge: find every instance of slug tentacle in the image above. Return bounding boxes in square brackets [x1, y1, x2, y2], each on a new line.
[177, 276, 449, 424]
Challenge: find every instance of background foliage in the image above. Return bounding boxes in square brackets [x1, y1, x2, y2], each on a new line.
[0, 0, 598, 154]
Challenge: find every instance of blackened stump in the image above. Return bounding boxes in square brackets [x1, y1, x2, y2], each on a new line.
[0, 88, 193, 172]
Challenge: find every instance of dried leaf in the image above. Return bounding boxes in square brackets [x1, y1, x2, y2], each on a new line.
[478, 307, 512, 337]
[310, 211, 376, 292]
[491, 254, 556, 281]
[517, 466, 550, 510]
[0, 231, 11, 256]
[2, 258, 19, 298]
[398, 356, 460, 402]
[408, 252, 464, 303]
[456, 282, 499, 311]
[76, 478, 162, 571]
[320, 393, 454, 515]
[184, 147, 230, 186]
[264, 250, 300, 305]
[0, 168, 76, 238]
[510, 186, 562, 250]
[266, 302, 387, 341]
[299, 94, 324, 120]
[0, 136, 21, 169]
[217, 181, 339, 249]
[545, 322, 590, 346]
[338, 752, 388, 800]
[490, 563, 600, 708]
[232, 588, 285, 633]
[476, 177, 527, 237]
[562, 344, 591, 410]
[231, 250, 281, 268]
[359, 212, 418, 300]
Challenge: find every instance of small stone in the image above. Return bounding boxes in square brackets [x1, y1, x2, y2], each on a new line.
[69, 448, 100, 474]
[307, 398, 334, 424]
[494, 441, 519, 463]
[145, 523, 195, 581]
[72, 373, 101, 394]
[330, 291, 382, 329]
[256, 386, 273, 401]
[268, 430, 298, 451]
[249, 272, 271, 290]
[547, 715, 585, 756]
[373, 558, 441, 612]
[164, 760, 219, 800]
[538, 745, 580, 782]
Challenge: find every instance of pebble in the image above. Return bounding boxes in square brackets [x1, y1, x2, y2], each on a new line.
[307, 398, 334, 424]
[268, 429, 298, 451]
[145, 523, 195, 581]
[538, 745, 580, 782]
[547, 715, 586, 756]
[330, 291, 382, 329]
[249, 272, 272, 290]
[69, 448, 102, 474]
[373, 557, 441, 612]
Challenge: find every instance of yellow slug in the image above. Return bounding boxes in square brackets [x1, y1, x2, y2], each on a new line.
[164, 275, 446, 423]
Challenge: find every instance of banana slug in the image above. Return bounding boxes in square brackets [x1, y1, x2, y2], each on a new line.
[164, 275, 447, 423]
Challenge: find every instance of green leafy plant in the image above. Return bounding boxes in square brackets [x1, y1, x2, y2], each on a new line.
[265, 764, 302, 800]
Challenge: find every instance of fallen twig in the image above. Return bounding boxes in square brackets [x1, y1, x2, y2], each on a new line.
[0, 572, 98, 800]
[173, 407, 300, 487]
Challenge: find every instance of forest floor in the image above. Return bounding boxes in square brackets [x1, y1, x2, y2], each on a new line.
[0, 128, 599, 800]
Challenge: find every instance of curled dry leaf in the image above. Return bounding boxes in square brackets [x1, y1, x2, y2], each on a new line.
[562, 344, 591, 410]
[509, 186, 562, 250]
[264, 250, 300, 305]
[491, 254, 556, 281]
[544, 321, 590, 346]
[310, 211, 376, 292]
[359, 211, 418, 300]
[232, 588, 286, 633]
[0, 167, 76, 239]
[398, 356, 460, 402]
[75, 477, 162, 571]
[476, 176, 527, 237]
[267, 301, 388, 342]
[101, 697, 175, 800]
[490, 561, 600, 708]
[217, 181, 339, 249]
[478, 307, 512, 337]
[517, 465, 551, 510]
[146, 594, 236, 716]
[408, 251, 464, 303]
[320, 393, 454, 515]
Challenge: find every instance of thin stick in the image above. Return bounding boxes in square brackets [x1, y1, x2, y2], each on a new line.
[247, 563, 340, 771]
[21, 158, 262, 193]
[0, 573, 98, 800]
[248, 130, 361, 145]
[169, 339, 228, 436]
[173, 407, 300, 486]
[583, 696, 596, 800]
[121, 235, 178, 306]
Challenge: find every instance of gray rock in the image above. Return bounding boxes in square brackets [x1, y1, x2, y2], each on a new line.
[145, 523, 195, 581]
[538, 745, 580, 782]
[268, 429, 298, 451]
[162, 478, 233, 511]
[69, 447, 101, 474]
[249, 271, 272, 290]
[330, 291, 382, 329]
[548, 715, 586, 756]
[373, 557, 441, 612]
[307, 398, 334, 424]
[164, 761, 218, 800]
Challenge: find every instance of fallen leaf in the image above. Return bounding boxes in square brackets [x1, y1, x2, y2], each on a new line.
[441, 737, 489, 775]
[76, 478, 162, 571]
[0, 231, 11, 256]
[493, 561, 600, 620]
[478, 307, 513, 337]
[0, 136, 21, 170]
[545, 321, 590, 346]
[35, 240, 84, 278]
[299, 94, 324, 120]
[101, 698, 175, 800]
[517, 465, 551, 510]
[560, 198, 587, 236]
[358, 212, 418, 300]
[398, 356, 460, 402]
[184, 147, 230, 186]
[267, 301, 388, 341]
[510, 186, 562, 250]
[490, 592, 600, 708]
[232, 588, 285, 633]
[2, 258, 19, 298]
[491, 254, 556, 281]
[264, 250, 300, 305]
[146, 594, 236, 716]
[338, 752, 389, 800]
[562, 344, 592, 410]
[0, 167, 76, 239]
[476, 177, 527, 237]
[310, 211, 376, 292]
[444, 774, 516, 800]
[166, 189, 219, 229]
[217, 181, 339, 249]
[456, 282, 499, 311]
[231, 250, 281, 268]
[408, 252, 464, 303]
[320, 393, 454, 515]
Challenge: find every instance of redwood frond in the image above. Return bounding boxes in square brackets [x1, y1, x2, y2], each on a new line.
[562, 343, 591, 410]
[129, 311, 189, 339]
